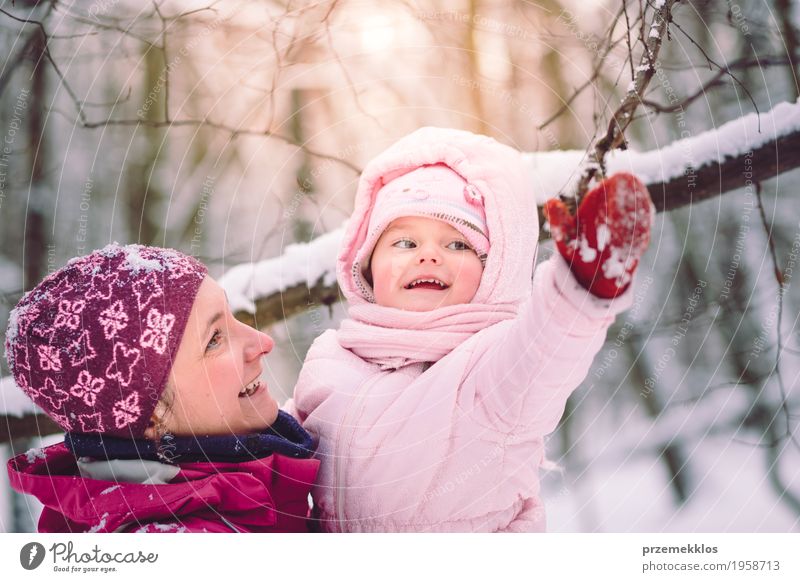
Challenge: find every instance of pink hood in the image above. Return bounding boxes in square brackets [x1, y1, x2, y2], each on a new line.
[338, 126, 537, 308]
[335, 128, 538, 370]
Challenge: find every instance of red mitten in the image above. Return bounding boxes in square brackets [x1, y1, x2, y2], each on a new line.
[544, 173, 654, 299]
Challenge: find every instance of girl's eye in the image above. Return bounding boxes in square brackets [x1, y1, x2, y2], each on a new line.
[206, 329, 223, 352]
[447, 240, 472, 251]
[393, 239, 416, 249]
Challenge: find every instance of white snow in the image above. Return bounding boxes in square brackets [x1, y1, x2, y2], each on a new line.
[100, 485, 121, 496]
[602, 248, 626, 279]
[219, 226, 344, 314]
[545, 434, 800, 532]
[0, 256, 22, 294]
[0, 375, 40, 417]
[138, 522, 186, 532]
[578, 236, 597, 262]
[121, 246, 164, 273]
[596, 224, 610, 252]
[87, 512, 109, 533]
[24, 447, 46, 463]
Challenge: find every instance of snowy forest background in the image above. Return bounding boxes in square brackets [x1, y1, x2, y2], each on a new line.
[0, 0, 799, 532]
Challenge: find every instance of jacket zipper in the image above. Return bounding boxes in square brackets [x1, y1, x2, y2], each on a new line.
[333, 371, 386, 532]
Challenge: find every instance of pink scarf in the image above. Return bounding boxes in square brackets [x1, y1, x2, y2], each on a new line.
[337, 302, 518, 370]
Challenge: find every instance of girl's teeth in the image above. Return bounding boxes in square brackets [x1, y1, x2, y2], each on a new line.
[407, 278, 447, 289]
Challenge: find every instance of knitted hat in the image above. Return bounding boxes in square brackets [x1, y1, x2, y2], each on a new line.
[353, 164, 489, 300]
[4, 244, 207, 438]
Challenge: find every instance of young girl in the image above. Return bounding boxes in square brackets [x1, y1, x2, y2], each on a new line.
[287, 127, 653, 532]
[5, 244, 319, 532]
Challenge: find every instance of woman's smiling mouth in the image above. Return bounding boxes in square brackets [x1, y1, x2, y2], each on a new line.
[239, 379, 263, 398]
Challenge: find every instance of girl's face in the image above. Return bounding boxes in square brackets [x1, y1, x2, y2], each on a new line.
[147, 276, 279, 437]
[369, 216, 484, 311]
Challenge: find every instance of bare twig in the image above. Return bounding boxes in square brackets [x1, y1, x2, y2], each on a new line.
[668, 17, 760, 121]
[622, 0, 636, 81]
[77, 117, 361, 172]
[754, 182, 800, 451]
[570, 0, 678, 206]
[0, 6, 88, 124]
[640, 56, 791, 113]
[540, 5, 640, 131]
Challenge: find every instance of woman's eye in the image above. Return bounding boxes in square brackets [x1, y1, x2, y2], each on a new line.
[447, 240, 472, 251]
[206, 329, 223, 352]
[393, 239, 416, 249]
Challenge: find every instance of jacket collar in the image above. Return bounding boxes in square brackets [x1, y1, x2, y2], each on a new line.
[64, 411, 315, 464]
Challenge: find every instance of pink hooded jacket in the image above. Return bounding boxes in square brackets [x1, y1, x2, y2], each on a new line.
[287, 127, 633, 532]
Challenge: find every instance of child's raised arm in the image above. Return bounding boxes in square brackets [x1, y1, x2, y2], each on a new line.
[460, 174, 653, 438]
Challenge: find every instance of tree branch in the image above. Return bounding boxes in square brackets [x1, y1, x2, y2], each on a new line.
[572, 0, 678, 205]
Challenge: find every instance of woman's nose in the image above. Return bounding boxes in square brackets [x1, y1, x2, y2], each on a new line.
[244, 329, 274, 361]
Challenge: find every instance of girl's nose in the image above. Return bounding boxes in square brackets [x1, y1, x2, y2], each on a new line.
[244, 329, 274, 361]
[416, 243, 441, 264]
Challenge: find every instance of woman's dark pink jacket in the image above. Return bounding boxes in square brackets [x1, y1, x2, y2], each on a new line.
[7, 442, 319, 533]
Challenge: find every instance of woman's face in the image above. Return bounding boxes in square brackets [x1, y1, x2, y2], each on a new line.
[147, 276, 279, 437]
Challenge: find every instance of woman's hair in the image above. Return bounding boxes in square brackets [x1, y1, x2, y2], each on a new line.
[149, 380, 177, 439]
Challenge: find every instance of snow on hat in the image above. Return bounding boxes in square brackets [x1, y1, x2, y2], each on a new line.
[4, 243, 207, 438]
[353, 164, 489, 300]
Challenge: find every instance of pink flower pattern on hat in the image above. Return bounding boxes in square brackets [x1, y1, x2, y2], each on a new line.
[46, 276, 74, 299]
[112, 393, 142, 429]
[133, 271, 164, 311]
[105, 342, 141, 387]
[40, 378, 69, 411]
[14, 343, 30, 372]
[140, 308, 175, 355]
[54, 299, 86, 330]
[4, 243, 207, 437]
[85, 272, 118, 301]
[37, 345, 62, 371]
[70, 371, 106, 407]
[99, 300, 129, 339]
[65, 330, 96, 366]
[78, 412, 104, 433]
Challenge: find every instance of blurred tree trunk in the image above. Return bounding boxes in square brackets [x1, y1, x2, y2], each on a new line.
[465, 0, 488, 135]
[291, 88, 314, 242]
[22, 28, 48, 291]
[125, 43, 165, 245]
[775, 0, 800, 100]
[8, 20, 51, 534]
[626, 338, 693, 504]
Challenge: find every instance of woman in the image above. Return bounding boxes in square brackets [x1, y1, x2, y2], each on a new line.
[6, 243, 319, 532]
